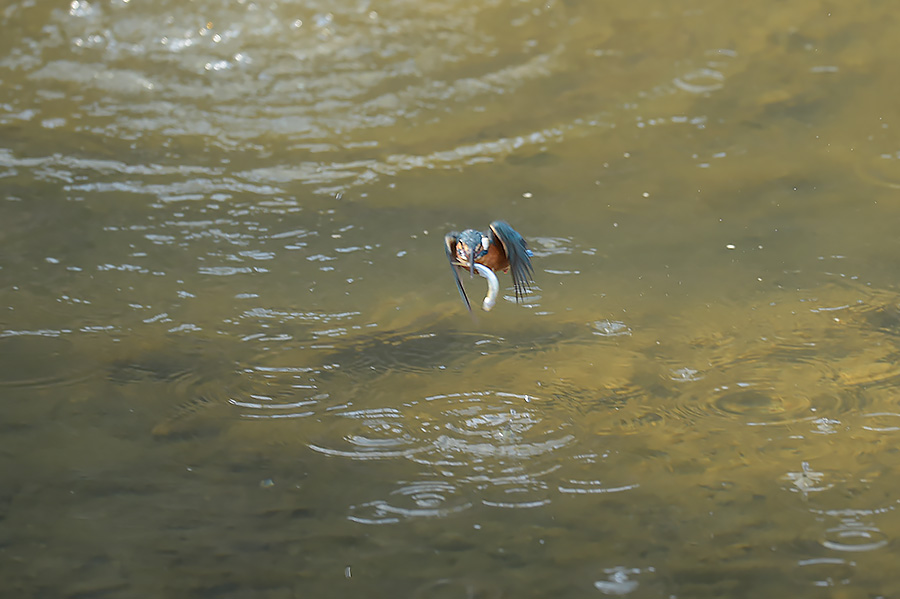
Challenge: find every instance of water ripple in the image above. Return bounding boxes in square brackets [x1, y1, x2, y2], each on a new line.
[860, 412, 900, 432]
[594, 566, 646, 595]
[0, 0, 703, 198]
[793, 557, 855, 588]
[822, 523, 889, 552]
[348, 480, 472, 524]
[657, 357, 852, 426]
[104, 352, 247, 438]
[558, 480, 640, 495]
[670, 367, 703, 382]
[0, 335, 99, 388]
[478, 479, 553, 509]
[713, 386, 814, 425]
[307, 406, 429, 460]
[323, 332, 506, 376]
[593, 320, 632, 337]
[413, 391, 574, 462]
[224, 363, 327, 422]
[673, 68, 725, 94]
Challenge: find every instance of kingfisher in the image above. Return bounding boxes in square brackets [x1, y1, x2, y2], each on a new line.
[444, 220, 535, 311]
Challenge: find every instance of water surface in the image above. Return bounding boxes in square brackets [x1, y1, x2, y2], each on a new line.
[3, 0, 900, 597]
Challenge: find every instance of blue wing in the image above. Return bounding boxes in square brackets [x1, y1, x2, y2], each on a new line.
[444, 232, 472, 311]
[489, 220, 535, 303]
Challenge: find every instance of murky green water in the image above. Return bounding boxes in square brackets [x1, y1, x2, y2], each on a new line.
[4, 0, 900, 596]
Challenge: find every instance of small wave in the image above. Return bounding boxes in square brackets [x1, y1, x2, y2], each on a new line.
[793, 557, 855, 588]
[307, 406, 429, 460]
[822, 524, 889, 552]
[593, 320, 632, 337]
[414, 390, 574, 461]
[0, 335, 100, 389]
[859, 412, 900, 432]
[673, 68, 725, 94]
[558, 481, 640, 495]
[348, 480, 472, 523]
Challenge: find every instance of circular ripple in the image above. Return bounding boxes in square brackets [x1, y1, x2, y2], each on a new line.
[329, 331, 506, 376]
[660, 382, 835, 426]
[558, 478, 640, 495]
[308, 406, 429, 460]
[149, 371, 249, 438]
[673, 68, 725, 94]
[670, 367, 703, 382]
[711, 387, 817, 426]
[716, 388, 789, 414]
[550, 449, 642, 500]
[228, 364, 325, 420]
[348, 481, 472, 524]
[593, 320, 632, 337]
[782, 462, 834, 494]
[473, 464, 559, 509]
[594, 567, 643, 595]
[0, 335, 99, 388]
[107, 350, 252, 438]
[822, 525, 889, 552]
[406, 390, 573, 505]
[501, 286, 542, 308]
[412, 391, 574, 462]
[794, 557, 855, 588]
[860, 412, 900, 432]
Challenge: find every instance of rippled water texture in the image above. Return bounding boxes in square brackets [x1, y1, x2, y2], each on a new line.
[4, 0, 900, 597]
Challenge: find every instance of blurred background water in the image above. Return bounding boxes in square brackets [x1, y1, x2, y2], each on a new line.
[3, 0, 900, 596]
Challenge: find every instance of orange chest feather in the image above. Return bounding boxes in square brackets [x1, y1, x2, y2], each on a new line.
[477, 243, 509, 272]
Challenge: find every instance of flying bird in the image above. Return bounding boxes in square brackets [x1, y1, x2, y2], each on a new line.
[444, 220, 535, 311]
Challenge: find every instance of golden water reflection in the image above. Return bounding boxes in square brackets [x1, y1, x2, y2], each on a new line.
[4, 0, 900, 596]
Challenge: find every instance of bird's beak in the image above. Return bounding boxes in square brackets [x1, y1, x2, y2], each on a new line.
[468, 250, 475, 276]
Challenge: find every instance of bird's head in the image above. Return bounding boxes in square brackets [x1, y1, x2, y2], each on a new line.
[455, 229, 489, 275]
